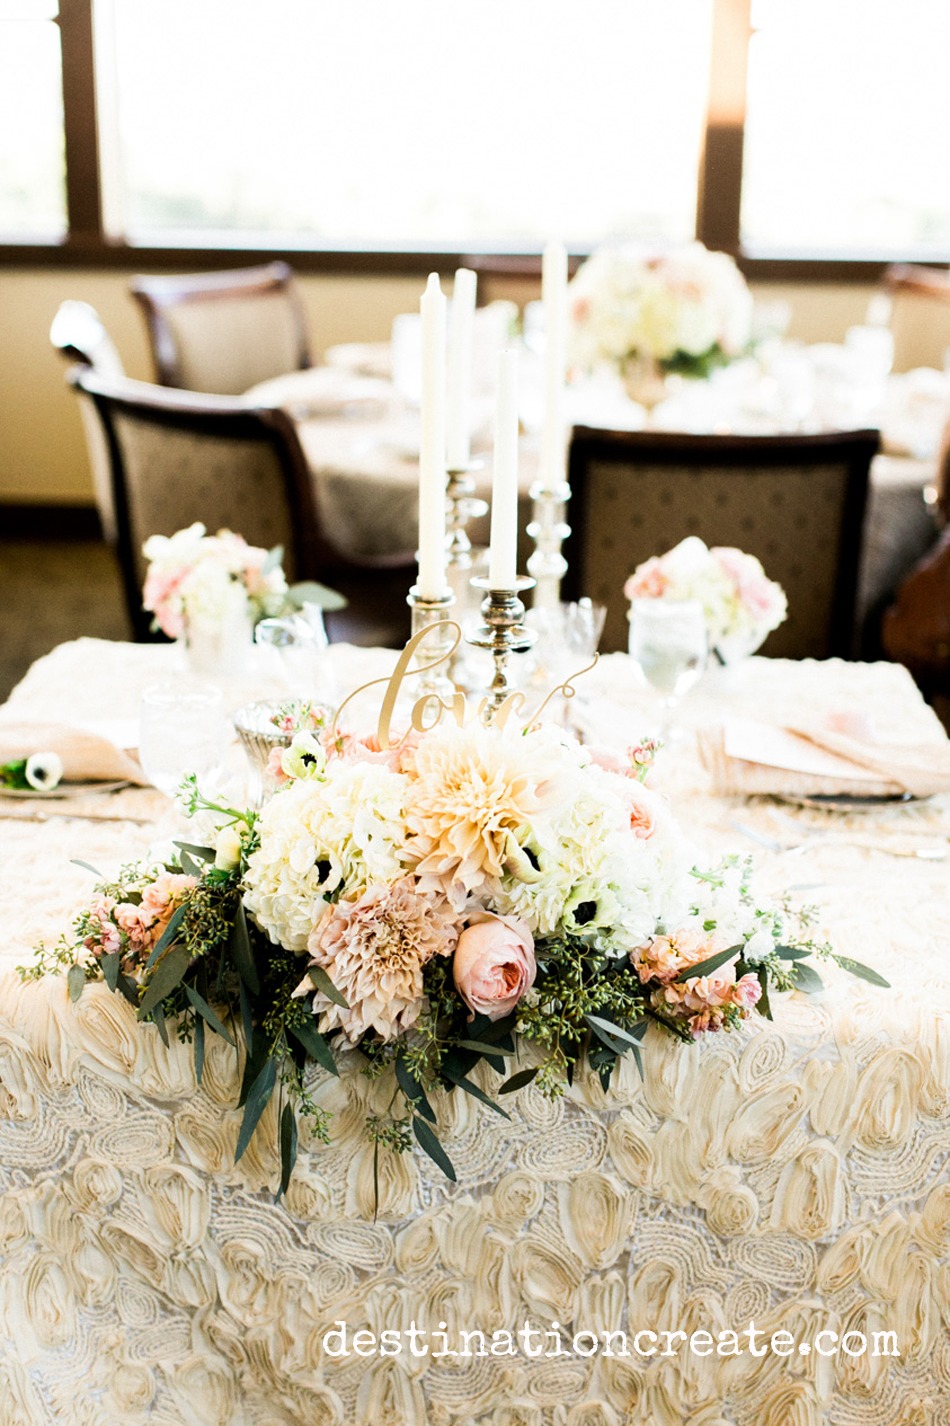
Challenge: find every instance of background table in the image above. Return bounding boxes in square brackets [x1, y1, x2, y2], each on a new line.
[1, 642, 948, 1426]
[247, 364, 941, 640]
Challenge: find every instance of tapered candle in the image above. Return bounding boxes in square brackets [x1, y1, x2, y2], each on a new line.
[446, 267, 477, 469]
[488, 348, 519, 589]
[418, 272, 448, 599]
[539, 239, 568, 491]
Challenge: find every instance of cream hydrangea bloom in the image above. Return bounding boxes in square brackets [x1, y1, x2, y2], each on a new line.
[244, 762, 409, 950]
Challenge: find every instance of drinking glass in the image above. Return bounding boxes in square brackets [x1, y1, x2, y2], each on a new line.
[628, 599, 708, 738]
[138, 682, 225, 797]
[255, 612, 337, 702]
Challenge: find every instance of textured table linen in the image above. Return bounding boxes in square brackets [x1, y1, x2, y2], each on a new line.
[0, 642, 948, 1426]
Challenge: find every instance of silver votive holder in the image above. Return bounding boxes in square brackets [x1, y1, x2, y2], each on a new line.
[233, 700, 295, 808]
[407, 585, 458, 702]
[467, 575, 537, 720]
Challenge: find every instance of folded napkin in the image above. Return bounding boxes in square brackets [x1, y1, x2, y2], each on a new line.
[0, 720, 148, 787]
[698, 714, 950, 799]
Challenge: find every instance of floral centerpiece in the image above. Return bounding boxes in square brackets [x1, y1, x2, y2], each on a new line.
[142, 523, 344, 677]
[30, 698, 883, 1197]
[625, 536, 787, 662]
[568, 241, 754, 404]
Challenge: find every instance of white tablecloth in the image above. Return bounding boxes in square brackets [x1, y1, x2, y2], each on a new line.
[1, 642, 948, 1426]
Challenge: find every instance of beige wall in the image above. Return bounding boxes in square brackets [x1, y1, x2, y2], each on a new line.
[0, 267, 877, 507]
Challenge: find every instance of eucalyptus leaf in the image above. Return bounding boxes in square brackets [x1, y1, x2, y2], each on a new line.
[834, 955, 890, 988]
[235, 1056, 278, 1163]
[145, 903, 188, 971]
[67, 963, 85, 1003]
[229, 903, 259, 995]
[412, 1117, 456, 1182]
[499, 1066, 539, 1095]
[442, 1067, 511, 1119]
[178, 849, 202, 878]
[151, 1000, 170, 1048]
[115, 972, 140, 1008]
[100, 950, 120, 992]
[756, 967, 773, 1020]
[173, 841, 215, 864]
[288, 579, 348, 612]
[239, 979, 255, 1057]
[790, 961, 824, 994]
[138, 942, 192, 1018]
[279, 1101, 298, 1198]
[585, 1014, 647, 1051]
[395, 1056, 436, 1123]
[288, 1018, 339, 1077]
[773, 944, 812, 961]
[452, 1039, 514, 1057]
[308, 964, 348, 1008]
[673, 944, 743, 983]
[194, 1013, 205, 1084]
[70, 859, 103, 878]
[184, 985, 236, 1045]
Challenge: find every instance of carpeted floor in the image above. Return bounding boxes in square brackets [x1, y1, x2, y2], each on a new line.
[0, 538, 132, 703]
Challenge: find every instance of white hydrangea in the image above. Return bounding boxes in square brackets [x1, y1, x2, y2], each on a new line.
[243, 762, 409, 949]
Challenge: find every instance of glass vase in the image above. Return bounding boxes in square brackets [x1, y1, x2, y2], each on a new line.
[181, 603, 254, 681]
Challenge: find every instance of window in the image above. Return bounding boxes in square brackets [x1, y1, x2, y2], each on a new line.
[102, 0, 713, 250]
[0, 0, 947, 274]
[0, 0, 66, 238]
[741, 0, 950, 257]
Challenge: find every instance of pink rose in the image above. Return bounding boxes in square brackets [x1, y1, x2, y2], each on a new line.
[452, 912, 536, 1021]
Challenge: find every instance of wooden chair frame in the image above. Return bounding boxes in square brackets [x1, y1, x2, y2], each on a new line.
[564, 425, 880, 659]
[129, 261, 311, 389]
[68, 368, 324, 639]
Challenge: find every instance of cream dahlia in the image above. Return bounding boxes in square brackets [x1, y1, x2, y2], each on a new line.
[299, 877, 460, 1042]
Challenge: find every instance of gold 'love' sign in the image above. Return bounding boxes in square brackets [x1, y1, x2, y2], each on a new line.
[331, 622, 597, 750]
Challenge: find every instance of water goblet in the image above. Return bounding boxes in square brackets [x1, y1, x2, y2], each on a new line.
[255, 612, 337, 702]
[138, 681, 225, 798]
[628, 598, 708, 740]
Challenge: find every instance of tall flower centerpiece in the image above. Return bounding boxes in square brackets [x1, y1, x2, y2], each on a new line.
[625, 536, 787, 663]
[568, 241, 754, 411]
[32, 692, 885, 1197]
[143, 523, 342, 678]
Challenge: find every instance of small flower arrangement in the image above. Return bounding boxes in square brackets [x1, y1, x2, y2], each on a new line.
[568, 240, 754, 381]
[29, 709, 884, 1198]
[0, 751, 64, 793]
[625, 536, 787, 660]
[142, 523, 344, 639]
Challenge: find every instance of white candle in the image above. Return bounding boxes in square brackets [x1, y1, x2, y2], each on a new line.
[539, 239, 568, 491]
[417, 272, 448, 599]
[488, 348, 520, 590]
[446, 267, 477, 469]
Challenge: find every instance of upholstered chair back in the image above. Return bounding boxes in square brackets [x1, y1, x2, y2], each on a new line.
[565, 426, 879, 659]
[130, 262, 311, 394]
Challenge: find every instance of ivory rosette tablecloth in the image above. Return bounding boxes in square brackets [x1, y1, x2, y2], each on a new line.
[0, 641, 948, 1426]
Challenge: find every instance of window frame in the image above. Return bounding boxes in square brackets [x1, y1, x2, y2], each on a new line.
[0, 0, 942, 282]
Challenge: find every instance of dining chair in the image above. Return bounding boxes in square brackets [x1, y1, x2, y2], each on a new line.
[563, 426, 880, 659]
[68, 368, 413, 647]
[129, 262, 312, 394]
[883, 263, 950, 373]
[50, 300, 127, 543]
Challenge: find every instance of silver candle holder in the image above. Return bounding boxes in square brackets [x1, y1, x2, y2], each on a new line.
[407, 585, 458, 702]
[526, 478, 571, 612]
[467, 575, 537, 719]
[445, 460, 488, 687]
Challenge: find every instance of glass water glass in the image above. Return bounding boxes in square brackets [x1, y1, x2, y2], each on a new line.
[138, 682, 225, 798]
[255, 612, 337, 703]
[628, 598, 708, 738]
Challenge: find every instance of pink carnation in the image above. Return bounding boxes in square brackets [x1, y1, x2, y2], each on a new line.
[623, 558, 668, 602]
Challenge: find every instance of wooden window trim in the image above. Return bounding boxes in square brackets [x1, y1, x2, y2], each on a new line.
[0, 0, 940, 284]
